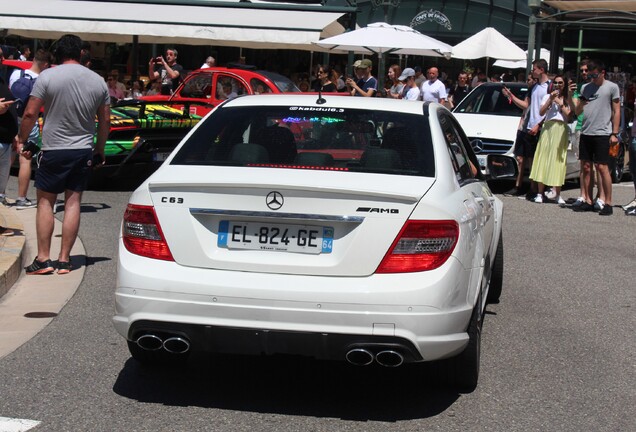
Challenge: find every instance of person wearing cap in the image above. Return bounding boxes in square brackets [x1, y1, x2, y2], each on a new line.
[346, 59, 377, 97]
[420, 67, 447, 104]
[398, 68, 421, 101]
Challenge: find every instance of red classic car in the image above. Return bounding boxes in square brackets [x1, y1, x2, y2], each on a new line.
[142, 64, 304, 116]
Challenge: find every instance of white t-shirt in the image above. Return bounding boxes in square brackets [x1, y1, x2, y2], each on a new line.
[9, 68, 38, 89]
[527, 80, 549, 130]
[420, 79, 447, 102]
[540, 94, 566, 123]
[404, 86, 421, 101]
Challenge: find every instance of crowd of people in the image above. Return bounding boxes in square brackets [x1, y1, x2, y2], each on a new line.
[296, 57, 635, 216]
[502, 58, 635, 216]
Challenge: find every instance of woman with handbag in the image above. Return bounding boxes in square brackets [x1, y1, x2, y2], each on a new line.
[529, 75, 572, 204]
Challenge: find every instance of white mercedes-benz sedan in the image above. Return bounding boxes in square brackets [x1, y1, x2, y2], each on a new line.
[113, 94, 515, 391]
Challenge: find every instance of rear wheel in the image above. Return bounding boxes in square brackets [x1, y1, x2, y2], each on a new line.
[446, 303, 482, 392]
[487, 234, 504, 304]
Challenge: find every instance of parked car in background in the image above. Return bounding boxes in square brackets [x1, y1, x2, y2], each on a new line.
[453, 82, 580, 181]
[90, 100, 209, 188]
[24, 100, 208, 189]
[113, 94, 517, 391]
[142, 64, 303, 117]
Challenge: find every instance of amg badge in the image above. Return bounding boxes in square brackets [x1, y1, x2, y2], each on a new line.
[356, 207, 399, 214]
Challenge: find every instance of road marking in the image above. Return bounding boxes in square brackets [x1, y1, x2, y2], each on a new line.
[0, 417, 41, 432]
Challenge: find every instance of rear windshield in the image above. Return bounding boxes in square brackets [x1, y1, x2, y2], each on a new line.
[257, 71, 302, 93]
[453, 84, 527, 116]
[171, 105, 435, 177]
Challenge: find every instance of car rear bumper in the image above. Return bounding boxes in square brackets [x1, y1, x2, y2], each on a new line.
[114, 248, 475, 363]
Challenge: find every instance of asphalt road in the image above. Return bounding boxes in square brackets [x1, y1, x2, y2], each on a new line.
[0, 178, 634, 432]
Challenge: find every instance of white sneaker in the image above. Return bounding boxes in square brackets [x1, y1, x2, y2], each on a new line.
[571, 197, 585, 207]
[622, 198, 636, 211]
[545, 189, 557, 200]
[15, 198, 37, 209]
[594, 198, 605, 211]
[556, 196, 566, 205]
[533, 194, 543, 203]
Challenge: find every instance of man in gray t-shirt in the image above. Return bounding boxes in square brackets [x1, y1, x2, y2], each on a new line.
[16, 34, 110, 275]
[569, 59, 620, 215]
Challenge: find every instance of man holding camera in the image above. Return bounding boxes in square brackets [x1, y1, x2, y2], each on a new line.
[149, 48, 183, 95]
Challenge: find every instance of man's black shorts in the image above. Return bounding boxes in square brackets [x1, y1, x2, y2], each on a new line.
[35, 149, 93, 194]
[579, 134, 611, 164]
[513, 130, 538, 158]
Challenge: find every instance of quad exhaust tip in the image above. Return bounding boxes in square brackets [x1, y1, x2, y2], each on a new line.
[345, 348, 375, 366]
[135, 333, 191, 354]
[163, 337, 190, 354]
[375, 350, 404, 367]
[136, 334, 164, 351]
[346, 348, 405, 367]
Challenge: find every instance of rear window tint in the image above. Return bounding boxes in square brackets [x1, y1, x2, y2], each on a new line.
[171, 105, 435, 177]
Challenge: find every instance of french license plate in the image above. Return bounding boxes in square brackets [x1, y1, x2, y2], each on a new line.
[218, 221, 333, 254]
[476, 155, 488, 172]
[152, 152, 171, 162]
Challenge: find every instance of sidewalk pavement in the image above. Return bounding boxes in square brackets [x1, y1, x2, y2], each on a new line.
[0, 203, 85, 359]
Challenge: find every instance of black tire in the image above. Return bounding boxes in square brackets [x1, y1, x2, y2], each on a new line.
[487, 234, 504, 304]
[446, 303, 482, 392]
[127, 340, 189, 366]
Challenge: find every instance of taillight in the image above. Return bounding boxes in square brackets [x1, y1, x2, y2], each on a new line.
[376, 220, 458, 273]
[122, 204, 174, 261]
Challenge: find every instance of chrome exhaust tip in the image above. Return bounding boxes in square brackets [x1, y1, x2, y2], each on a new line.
[375, 350, 404, 367]
[163, 337, 190, 354]
[345, 348, 374, 366]
[136, 334, 163, 351]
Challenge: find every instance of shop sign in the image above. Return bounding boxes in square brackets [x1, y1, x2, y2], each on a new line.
[410, 9, 452, 30]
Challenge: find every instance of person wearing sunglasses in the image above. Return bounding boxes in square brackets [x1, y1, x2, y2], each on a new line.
[528, 75, 572, 204]
[568, 60, 620, 215]
[312, 64, 337, 93]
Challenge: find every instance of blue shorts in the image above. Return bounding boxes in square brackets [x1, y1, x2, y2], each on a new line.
[35, 149, 93, 194]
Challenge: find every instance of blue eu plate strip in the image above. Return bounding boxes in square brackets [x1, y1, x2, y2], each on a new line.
[218, 220, 229, 247]
[322, 227, 333, 253]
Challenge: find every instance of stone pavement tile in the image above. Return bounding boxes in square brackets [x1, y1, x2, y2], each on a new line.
[0, 204, 85, 359]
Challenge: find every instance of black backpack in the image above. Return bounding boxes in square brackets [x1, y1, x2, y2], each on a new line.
[10, 70, 36, 117]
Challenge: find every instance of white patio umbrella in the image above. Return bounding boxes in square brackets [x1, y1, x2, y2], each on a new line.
[493, 48, 564, 70]
[313, 22, 453, 89]
[314, 22, 452, 57]
[452, 27, 526, 76]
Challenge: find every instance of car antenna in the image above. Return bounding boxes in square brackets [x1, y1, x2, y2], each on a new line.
[316, 88, 326, 105]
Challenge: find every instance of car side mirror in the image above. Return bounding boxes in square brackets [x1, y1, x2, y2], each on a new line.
[487, 155, 517, 179]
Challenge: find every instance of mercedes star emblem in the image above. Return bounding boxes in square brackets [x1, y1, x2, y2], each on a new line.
[266, 191, 284, 210]
[471, 139, 484, 154]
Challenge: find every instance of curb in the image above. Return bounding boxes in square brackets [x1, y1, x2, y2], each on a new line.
[0, 205, 26, 300]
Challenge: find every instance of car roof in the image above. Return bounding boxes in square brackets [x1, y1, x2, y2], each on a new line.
[221, 94, 435, 116]
[1, 59, 31, 70]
